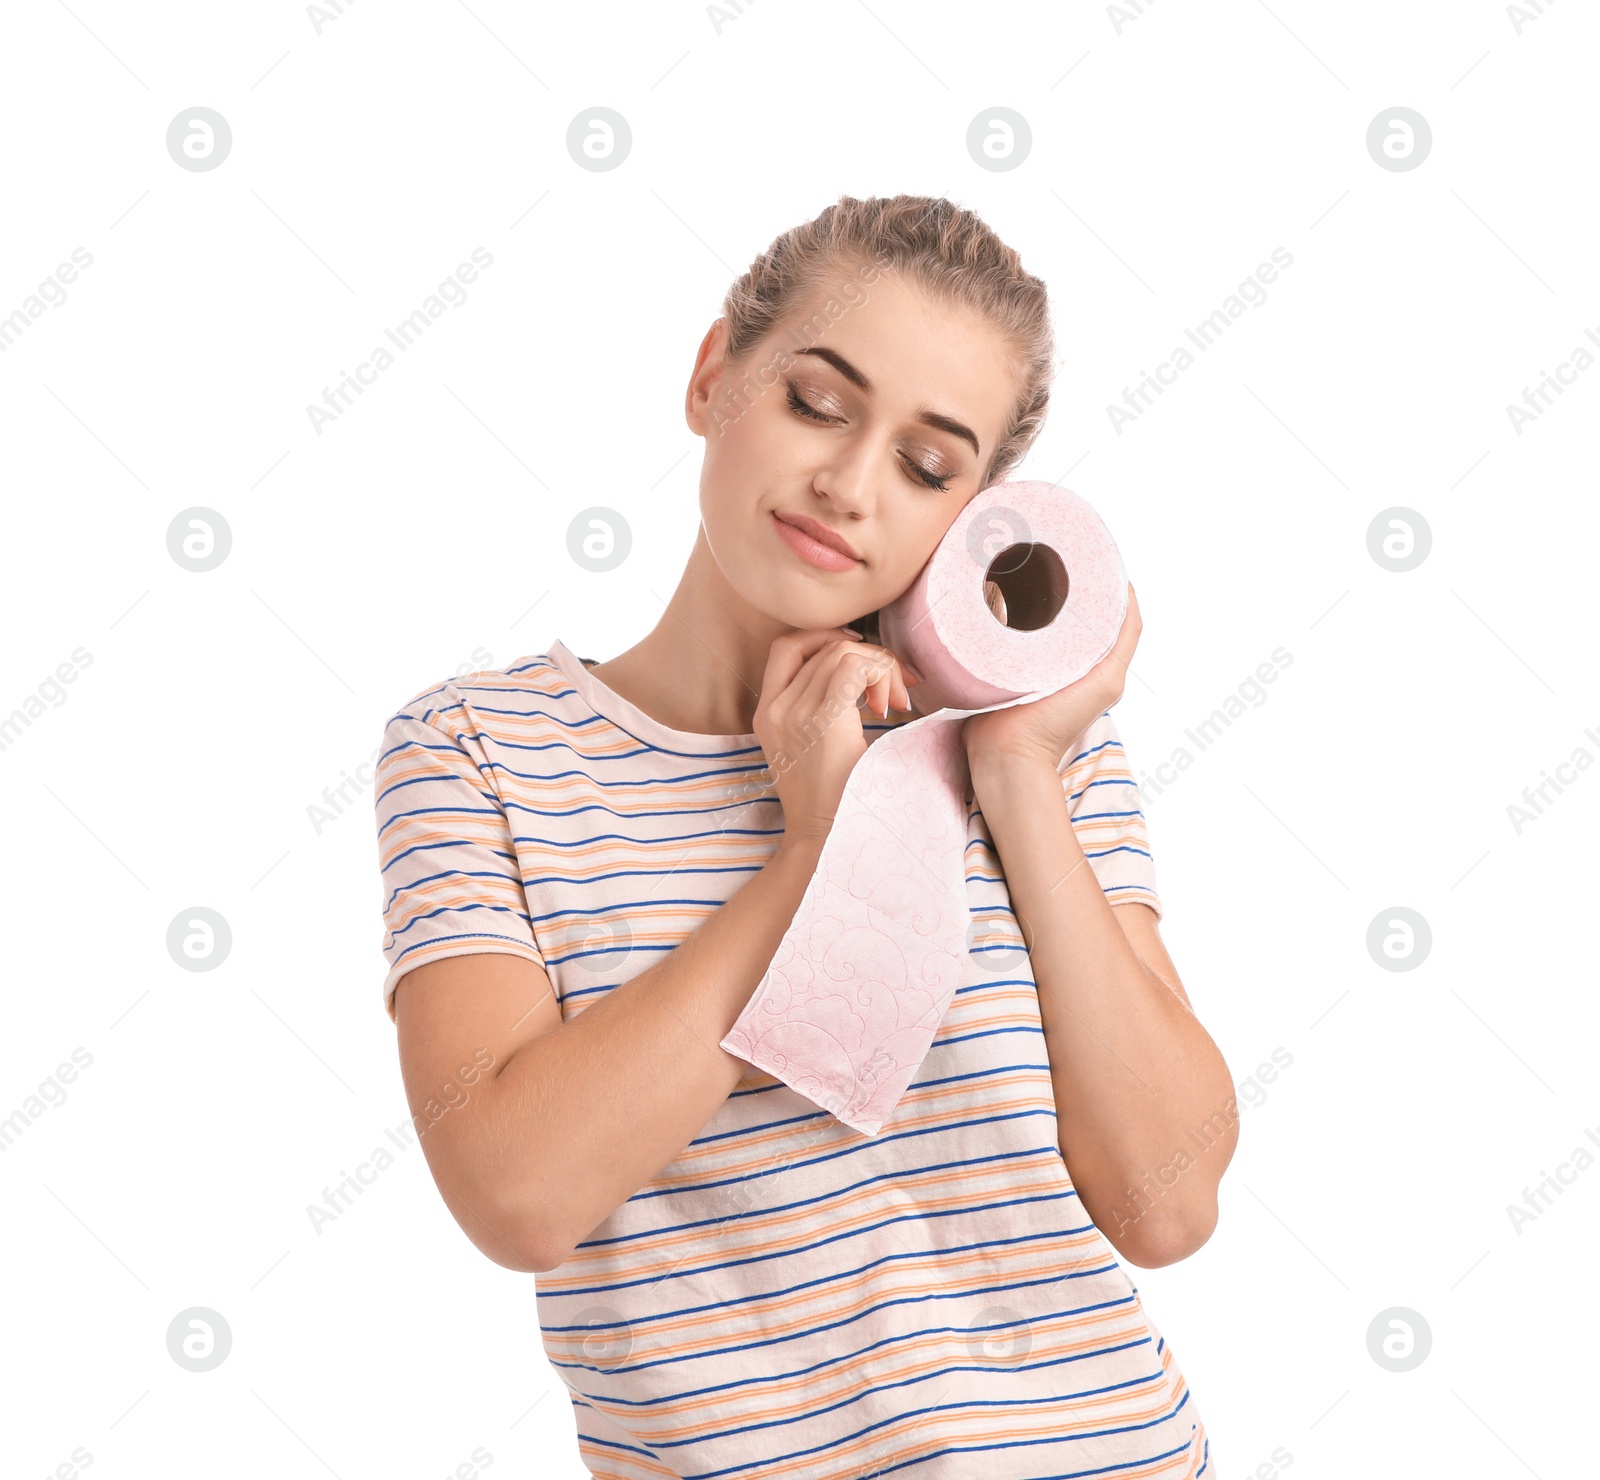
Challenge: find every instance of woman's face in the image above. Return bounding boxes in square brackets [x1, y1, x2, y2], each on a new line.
[686, 267, 1027, 631]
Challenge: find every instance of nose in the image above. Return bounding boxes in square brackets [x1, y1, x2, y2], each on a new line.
[809, 436, 877, 521]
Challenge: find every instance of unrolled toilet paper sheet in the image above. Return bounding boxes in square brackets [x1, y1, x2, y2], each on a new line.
[719, 481, 1130, 1135]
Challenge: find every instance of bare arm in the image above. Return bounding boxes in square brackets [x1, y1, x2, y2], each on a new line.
[395, 827, 826, 1274]
[393, 626, 919, 1275]
[968, 745, 1236, 1268]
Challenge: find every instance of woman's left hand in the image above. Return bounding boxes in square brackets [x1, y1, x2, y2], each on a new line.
[962, 582, 1142, 770]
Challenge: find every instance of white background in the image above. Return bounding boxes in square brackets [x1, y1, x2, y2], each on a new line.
[2, 1, 1596, 1476]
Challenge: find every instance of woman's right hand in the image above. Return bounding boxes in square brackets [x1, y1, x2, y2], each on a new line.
[753, 627, 921, 844]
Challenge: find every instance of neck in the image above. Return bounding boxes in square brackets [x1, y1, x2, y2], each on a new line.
[586, 526, 792, 736]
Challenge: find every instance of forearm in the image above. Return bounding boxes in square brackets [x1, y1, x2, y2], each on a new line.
[490, 832, 825, 1268]
[970, 747, 1234, 1261]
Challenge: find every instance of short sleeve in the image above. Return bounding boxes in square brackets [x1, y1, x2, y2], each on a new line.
[1057, 709, 1162, 920]
[374, 707, 546, 1023]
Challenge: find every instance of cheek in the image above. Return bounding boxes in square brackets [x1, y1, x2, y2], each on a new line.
[706, 389, 791, 474]
[872, 518, 946, 595]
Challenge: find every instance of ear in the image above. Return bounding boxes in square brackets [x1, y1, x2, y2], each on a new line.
[685, 318, 730, 435]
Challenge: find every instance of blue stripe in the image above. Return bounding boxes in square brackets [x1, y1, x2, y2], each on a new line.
[659, 1370, 1191, 1480]
[489, 760, 770, 789]
[1065, 733, 1122, 769]
[379, 859, 519, 912]
[510, 825, 782, 851]
[507, 797, 781, 823]
[704, 1058, 1052, 1142]
[386, 926, 537, 966]
[614, 1354, 1167, 1457]
[609, 1105, 1059, 1207]
[557, 1206, 1093, 1306]
[582, 1143, 1067, 1251]
[372, 796, 502, 832]
[548, 1259, 1129, 1383]
[385, 902, 533, 946]
[524, 861, 765, 892]
[558, 1296, 1146, 1408]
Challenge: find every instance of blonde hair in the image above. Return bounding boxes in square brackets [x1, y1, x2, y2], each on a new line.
[718, 193, 1055, 490]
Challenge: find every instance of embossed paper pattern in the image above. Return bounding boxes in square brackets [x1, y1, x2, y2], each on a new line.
[719, 482, 1129, 1135]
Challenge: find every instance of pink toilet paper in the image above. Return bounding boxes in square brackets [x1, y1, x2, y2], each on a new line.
[719, 481, 1130, 1135]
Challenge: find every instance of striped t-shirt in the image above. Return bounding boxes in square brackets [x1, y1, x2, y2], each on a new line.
[374, 638, 1211, 1480]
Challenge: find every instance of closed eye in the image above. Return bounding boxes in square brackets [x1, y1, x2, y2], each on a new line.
[785, 382, 954, 492]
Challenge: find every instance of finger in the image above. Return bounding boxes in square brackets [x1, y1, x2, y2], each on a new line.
[785, 638, 876, 734]
[828, 641, 892, 717]
[1093, 587, 1141, 682]
[761, 627, 862, 705]
[861, 646, 912, 720]
[851, 645, 897, 720]
[1112, 586, 1142, 663]
[841, 646, 897, 721]
[857, 647, 916, 717]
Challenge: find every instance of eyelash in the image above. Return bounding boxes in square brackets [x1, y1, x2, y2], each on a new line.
[785, 383, 953, 492]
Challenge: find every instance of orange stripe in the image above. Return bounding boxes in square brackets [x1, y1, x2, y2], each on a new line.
[543, 1229, 1118, 1370]
[553, 1138, 1065, 1284]
[573, 1302, 1160, 1441]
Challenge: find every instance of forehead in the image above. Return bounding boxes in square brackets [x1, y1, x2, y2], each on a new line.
[778, 271, 1021, 449]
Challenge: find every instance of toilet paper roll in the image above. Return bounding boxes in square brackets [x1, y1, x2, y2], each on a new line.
[719, 480, 1130, 1136]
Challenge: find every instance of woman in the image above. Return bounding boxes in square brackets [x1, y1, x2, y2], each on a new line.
[375, 194, 1231, 1478]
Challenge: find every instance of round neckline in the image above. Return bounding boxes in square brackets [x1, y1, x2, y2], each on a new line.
[546, 638, 761, 755]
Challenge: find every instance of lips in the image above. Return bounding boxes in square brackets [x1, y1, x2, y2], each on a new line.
[773, 511, 861, 562]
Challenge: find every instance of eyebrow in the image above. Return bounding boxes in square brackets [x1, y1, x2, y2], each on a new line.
[793, 346, 982, 459]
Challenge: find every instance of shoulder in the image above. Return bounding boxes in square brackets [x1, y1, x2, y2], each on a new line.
[380, 652, 575, 750]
